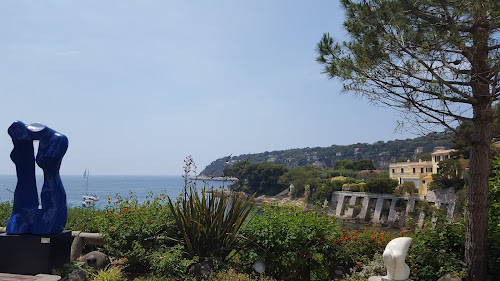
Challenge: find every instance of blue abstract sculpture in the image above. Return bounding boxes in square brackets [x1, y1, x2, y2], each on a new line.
[6, 121, 68, 234]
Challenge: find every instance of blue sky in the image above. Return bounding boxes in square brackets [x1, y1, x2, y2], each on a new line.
[0, 1, 419, 175]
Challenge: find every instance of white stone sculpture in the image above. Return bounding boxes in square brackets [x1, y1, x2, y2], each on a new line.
[369, 237, 413, 281]
[288, 184, 295, 197]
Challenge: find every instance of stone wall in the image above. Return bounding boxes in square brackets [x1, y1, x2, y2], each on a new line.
[331, 188, 456, 227]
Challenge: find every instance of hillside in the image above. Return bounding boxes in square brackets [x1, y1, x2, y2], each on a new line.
[199, 131, 453, 176]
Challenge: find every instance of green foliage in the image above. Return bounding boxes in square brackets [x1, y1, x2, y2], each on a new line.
[342, 183, 366, 192]
[317, 0, 500, 275]
[365, 178, 398, 194]
[228, 162, 288, 196]
[149, 244, 198, 278]
[57, 261, 86, 278]
[333, 159, 375, 170]
[356, 170, 380, 182]
[395, 157, 409, 163]
[407, 213, 467, 280]
[203, 132, 452, 177]
[453, 122, 483, 160]
[311, 180, 344, 203]
[428, 159, 466, 192]
[331, 227, 394, 270]
[201, 269, 276, 281]
[167, 186, 257, 259]
[321, 168, 359, 179]
[278, 165, 321, 198]
[91, 266, 127, 281]
[393, 182, 418, 196]
[417, 152, 432, 161]
[99, 192, 177, 271]
[0, 201, 12, 226]
[453, 105, 500, 159]
[346, 253, 386, 280]
[378, 170, 390, 178]
[66, 206, 103, 232]
[1, 202, 103, 232]
[488, 158, 500, 279]
[236, 204, 341, 280]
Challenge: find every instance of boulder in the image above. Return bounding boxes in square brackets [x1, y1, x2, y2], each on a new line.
[188, 259, 213, 276]
[79, 251, 110, 270]
[59, 269, 87, 281]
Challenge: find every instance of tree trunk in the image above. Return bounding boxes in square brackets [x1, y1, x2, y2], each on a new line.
[466, 8, 492, 279]
[466, 114, 491, 280]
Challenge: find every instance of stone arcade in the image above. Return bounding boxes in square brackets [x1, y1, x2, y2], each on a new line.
[331, 188, 457, 226]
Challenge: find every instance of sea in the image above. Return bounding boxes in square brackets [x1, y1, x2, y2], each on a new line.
[0, 175, 233, 209]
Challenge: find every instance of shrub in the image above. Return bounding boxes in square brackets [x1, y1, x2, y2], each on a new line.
[365, 178, 398, 194]
[342, 183, 366, 192]
[149, 244, 198, 278]
[201, 269, 276, 281]
[99, 192, 177, 271]
[393, 182, 418, 197]
[331, 227, 394, 271]
[91, 266, 127, 281]
[228, 161, 289, 196]
[236, 204, 341, 280]
[406, 212, 467, 280]
[66, 206, 103, 232]
[311, 180, 343, 203]
[278, 166, 321, 198]
[488, 158, 500, 279]
[167, 186, 258, 259]
[1, 202, 103, 232]
[356, 170, 380, 182]
[347, 253, 386, 279]
[0, 201, 12, 226]
[320, 169, 359, 179]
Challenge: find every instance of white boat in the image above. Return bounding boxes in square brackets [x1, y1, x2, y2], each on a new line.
[81, 199, 95, 208]
[83, 194, 99, 201]
[82, 169, 99, 208]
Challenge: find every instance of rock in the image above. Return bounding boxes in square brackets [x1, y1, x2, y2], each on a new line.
[79, 251, 110, 270]
[188, 259, 213, 276]
[437, 274, 461, 281]
[66, 269, 87, 281]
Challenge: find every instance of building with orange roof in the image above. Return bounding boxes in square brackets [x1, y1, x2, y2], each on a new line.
[389, 147, 456, 195]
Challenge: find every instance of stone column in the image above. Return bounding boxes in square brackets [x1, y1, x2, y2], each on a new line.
[387, 198, 398, 224]
[358, 196, 370, 220]
[405, 199, 415, 216]
[447, 202, 455, 221]
[371, 197, 384, 224]
[345, 195, 357, 218]
[335, 195, 345, 218]
[417, 211, 426, 228]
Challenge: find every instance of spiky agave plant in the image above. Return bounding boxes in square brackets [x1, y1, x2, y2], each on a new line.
[167, 185, 257, 259]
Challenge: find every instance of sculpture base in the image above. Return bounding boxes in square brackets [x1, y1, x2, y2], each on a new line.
[0, 231, 71, 275]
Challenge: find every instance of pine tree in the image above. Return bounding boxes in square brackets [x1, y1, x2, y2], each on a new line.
[317, 1, 500, 279]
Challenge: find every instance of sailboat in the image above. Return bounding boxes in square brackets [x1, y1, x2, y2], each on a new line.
[82, 169, 99, 208]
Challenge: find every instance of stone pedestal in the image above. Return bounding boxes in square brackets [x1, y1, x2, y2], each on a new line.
[0, 230, 71, 275]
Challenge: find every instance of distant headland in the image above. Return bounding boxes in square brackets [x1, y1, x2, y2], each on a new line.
[200, 131, 453, 176]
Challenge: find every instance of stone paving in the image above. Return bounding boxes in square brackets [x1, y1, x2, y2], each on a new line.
[0, 273, 60, 281]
